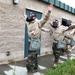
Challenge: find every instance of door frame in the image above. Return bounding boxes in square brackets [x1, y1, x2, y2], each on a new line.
[24, 9, 42, 58]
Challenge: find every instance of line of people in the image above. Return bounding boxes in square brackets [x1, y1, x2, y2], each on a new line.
[48, 19, 75, 67]
[22, 3, 75, 71]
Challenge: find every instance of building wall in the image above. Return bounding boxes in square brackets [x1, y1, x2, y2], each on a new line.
[0, 0, 75, 64]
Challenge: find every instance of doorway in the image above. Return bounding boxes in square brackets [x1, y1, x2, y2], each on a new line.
[24, 9, 42, 58]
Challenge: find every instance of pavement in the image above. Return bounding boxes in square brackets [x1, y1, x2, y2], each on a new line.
[0, 54, 54, 75]
[0, 52, 75, 75]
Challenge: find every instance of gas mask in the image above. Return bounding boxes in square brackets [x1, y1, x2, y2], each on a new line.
[26, 12, 36, 22]
[52, 19, 59, 29]
[66, 20, 72, 27]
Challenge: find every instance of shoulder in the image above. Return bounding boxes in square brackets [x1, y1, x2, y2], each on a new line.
[59, 25, 68, 29]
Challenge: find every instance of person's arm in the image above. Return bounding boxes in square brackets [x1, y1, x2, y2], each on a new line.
[41, 27, 50, 32]
[22, 9, 27, 20]
[49, 22, 53, 26]
[64, 28, 75, 39]
[41, 22, 53, 36]
[41, 22, 52, 32]
[39, 4, 54, 28]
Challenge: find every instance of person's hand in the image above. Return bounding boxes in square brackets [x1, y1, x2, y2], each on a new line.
[48, 4, 54, 12]
[22, 9, 25, 16]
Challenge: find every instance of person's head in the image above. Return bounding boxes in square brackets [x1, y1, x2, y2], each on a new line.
[26, 12, 36, 22]
[67, 20, 72, 27]
[52, 19, 59, 28]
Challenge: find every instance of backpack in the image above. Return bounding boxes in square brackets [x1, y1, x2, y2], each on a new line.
[29, 39, 41, 51]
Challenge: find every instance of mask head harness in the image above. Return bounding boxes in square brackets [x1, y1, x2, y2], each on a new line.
[52, 19, 59, 29]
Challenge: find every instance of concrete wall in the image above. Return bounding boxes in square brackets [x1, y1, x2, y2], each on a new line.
[0, 0, 75, 64]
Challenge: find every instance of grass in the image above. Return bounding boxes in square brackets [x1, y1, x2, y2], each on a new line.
[45, 59, 75, 75]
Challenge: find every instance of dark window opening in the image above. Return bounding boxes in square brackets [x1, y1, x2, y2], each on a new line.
[62, 18, 67, 26]
[62, 18, 72, 26]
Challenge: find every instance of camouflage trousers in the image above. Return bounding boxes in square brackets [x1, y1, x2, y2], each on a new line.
[52, 42, 71, 64]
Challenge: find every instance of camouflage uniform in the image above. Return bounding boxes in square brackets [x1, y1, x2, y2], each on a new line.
[25, 11, 51, 71]
[64, 28, 75, 59]
[50, 25, 69, 64]
[27, 11, 51, 39]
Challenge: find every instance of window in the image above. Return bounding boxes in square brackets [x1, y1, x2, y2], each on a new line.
[62, 18, 67, 26]
[26, 9, 42, 20]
